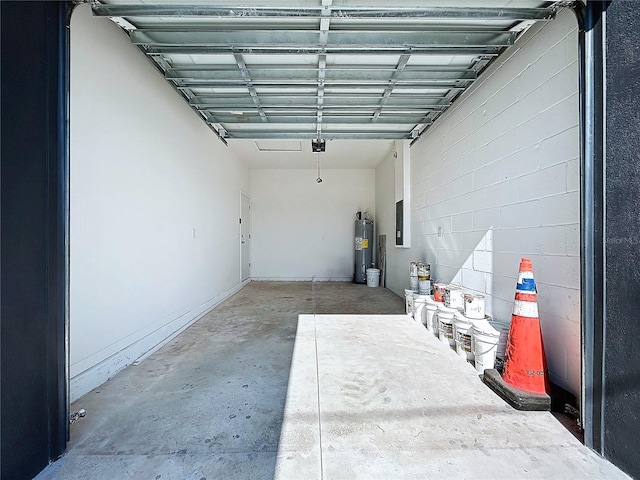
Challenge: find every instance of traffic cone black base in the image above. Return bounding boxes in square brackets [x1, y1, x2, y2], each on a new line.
[482, 369, 551, 411]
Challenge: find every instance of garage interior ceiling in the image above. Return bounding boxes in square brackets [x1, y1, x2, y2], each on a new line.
[91, 1, 570, 145]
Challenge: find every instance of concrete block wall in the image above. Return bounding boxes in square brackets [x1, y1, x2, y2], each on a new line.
[378, 10, 581, 400]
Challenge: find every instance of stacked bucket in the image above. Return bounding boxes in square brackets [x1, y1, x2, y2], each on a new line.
[407, 262, 511, 374]
[406, 258, 550, 411]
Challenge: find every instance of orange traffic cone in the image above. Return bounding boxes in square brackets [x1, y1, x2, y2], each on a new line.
[482, 258, 551, 410]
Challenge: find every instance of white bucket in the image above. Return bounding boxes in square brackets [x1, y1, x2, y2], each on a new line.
[472, 324, 500, 373]
[366, 268, 380, 287]
[463, 293, 485, 319]
[454, 312, 474, 361]
[426, 304, 438, 333]
[404, 289, 414, 316]
[413, 293, 430, 326]
[444, 285, 464, 310]
[437, 305, 456, 346]
[489, 319, 511, 361]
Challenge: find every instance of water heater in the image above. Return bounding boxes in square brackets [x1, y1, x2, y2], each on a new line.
[354, 219, 374, 283]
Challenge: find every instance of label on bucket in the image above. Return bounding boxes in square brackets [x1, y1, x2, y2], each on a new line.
[440, 322, 453, 339]
[463, 294, 485, 319]
[460, 333, 472, 352]
[418, 279, 431, 295]
[444, 287, 463, 310]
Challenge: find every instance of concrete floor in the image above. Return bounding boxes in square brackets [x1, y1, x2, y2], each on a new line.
[37, 282, 628, 480]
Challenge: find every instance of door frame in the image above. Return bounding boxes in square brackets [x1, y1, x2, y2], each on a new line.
[240, 191, 251, 282]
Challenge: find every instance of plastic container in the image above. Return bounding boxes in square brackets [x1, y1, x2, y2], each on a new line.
[426, 303, 439, 333]
[366, 268, 380, 287]
[489, 319, 511, 361]
[472, 319, 501, 373]
[413, 293, 431, 326]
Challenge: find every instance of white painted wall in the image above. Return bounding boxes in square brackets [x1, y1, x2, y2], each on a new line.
[376, 10, 581, 400]
[251, 169, 375, 280]
[70, 5, 249, 401]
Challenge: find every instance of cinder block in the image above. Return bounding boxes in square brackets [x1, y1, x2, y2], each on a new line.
[491, 251, 525, 278]
[429, 201, 446, 220]
[486, 134, 519, 164]
[473, 250, 493, 273]
[540, 191, 579, 226]
[444, 196, 461, 216]
[416, 206, 430, 222]
[487, 273, 517, 301]
[516, 97, 579, 149]
[459, 189, 487, 213]
[459, 230, 487, 252]
[536, 283, 580, 319]
[500, 200, 541, 228]
[473, 207, 501, 230]
[452, 212, 473, 233]
[462, 268, 486, 292]
[566, 158, 580, 192]
[539, 126, 579, 168]
[460, 145, 488, 175]
[518, 163, 567, 201]
[529, 254, 579, 289]
[485, 179, 518, 208]
[566, 223, 580, 255]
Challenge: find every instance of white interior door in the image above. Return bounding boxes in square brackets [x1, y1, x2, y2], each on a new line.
[241, 193, 251, 281]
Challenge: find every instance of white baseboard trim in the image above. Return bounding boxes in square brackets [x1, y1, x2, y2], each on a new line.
[69, 281, 247, 403]
[251, 276, 353, 282]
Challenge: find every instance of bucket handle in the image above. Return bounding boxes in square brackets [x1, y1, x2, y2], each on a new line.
[471, 334, 499, 356]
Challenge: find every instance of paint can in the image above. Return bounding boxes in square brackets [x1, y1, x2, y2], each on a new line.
[410, 276, 419, 292]
[417, 263, 431, 295]
[410, 261, 418, 277]
[433, 282, 446, 303]
[444, 285, 463, 310]
[463, 293, 485, 319]
[418, 278, 431, 295]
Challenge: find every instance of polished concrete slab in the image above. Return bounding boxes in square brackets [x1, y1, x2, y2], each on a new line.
[37, 282, 628, 479]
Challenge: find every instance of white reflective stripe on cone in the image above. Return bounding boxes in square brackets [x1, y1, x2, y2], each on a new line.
[512, 300, 539, 318]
